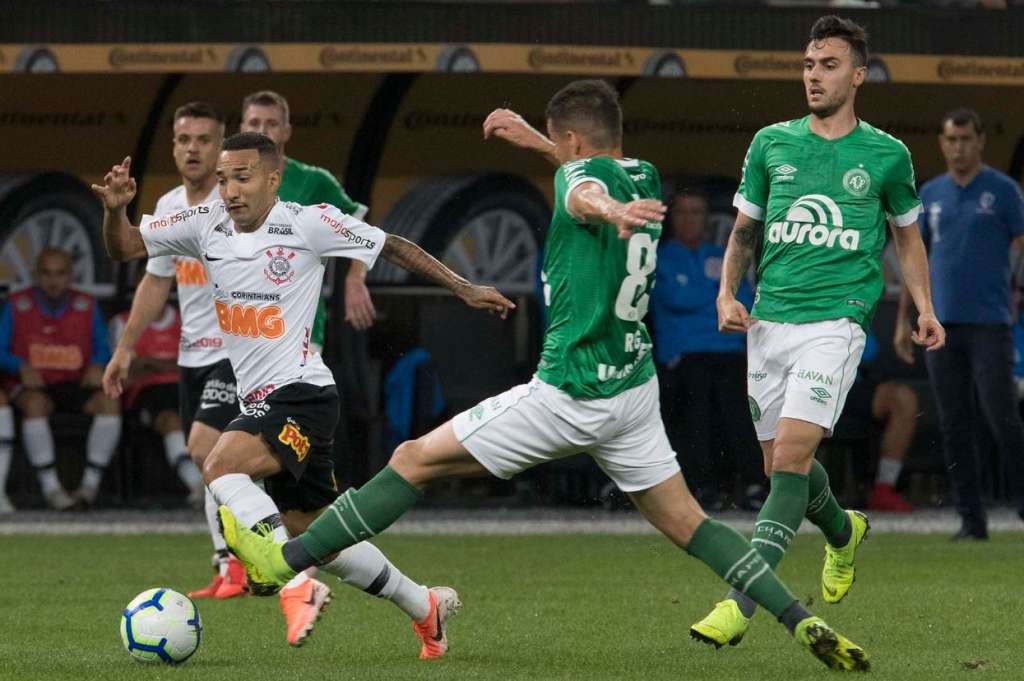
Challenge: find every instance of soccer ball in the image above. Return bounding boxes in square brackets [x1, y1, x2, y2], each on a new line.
[120, 588, 202, 664]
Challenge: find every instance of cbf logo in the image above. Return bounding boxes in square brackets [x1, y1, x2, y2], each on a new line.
[264, 247, 296, 285]
[842, 166, 871, 197]
[767, 195, 860, 250]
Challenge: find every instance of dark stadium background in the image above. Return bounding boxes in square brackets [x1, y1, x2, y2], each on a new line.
[1, 0, 1023, 508]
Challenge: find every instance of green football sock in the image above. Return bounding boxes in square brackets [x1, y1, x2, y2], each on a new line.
[299, 466, 422, 562]
[686, 518, 798, 618]
[806, 459, 851, 547]
[751, 471, 808, 568]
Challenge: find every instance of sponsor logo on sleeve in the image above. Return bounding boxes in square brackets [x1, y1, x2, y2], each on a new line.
[319, 212, 377, 250]
[146, 205, 210, 230]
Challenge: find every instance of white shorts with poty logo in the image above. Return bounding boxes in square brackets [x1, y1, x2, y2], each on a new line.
[452, 374, 680, 493]
[746, 318, 866, 441]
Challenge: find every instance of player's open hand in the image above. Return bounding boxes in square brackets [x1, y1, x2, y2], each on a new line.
[912, 312, 945, 352]
[344, 275, 377, 331]
[460, 284, 516, 320]
[482, 109, 548, 152]
[102, 347, 133, 399]
[717, 295, 755, 333]
[614, 199, 666, 239]
[91, 156, 137, 210]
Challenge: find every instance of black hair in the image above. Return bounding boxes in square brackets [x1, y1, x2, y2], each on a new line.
[545, 79, 622, 149]
[942, 108, 984, 135]
[809, 15, 868, 67]
[221, 131, 281, 166]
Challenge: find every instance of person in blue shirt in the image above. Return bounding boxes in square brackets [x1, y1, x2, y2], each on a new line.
[0, 248, 121, 511]
[652, 189, 761, 509]
[896, 108, 1024, 539]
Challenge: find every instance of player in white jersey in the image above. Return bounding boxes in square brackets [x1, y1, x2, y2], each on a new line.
[102, 103, 251, 602]
[94, 132, 515, 658]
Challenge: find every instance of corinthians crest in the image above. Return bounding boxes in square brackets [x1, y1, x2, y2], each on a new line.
[264, 247, 296, 285]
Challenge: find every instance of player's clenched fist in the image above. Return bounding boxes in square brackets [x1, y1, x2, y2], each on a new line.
[912, 312, 945, 352]
[459, 285, 516, 320]
[91, 156, 137, 210]
[717, 295, 755, 333]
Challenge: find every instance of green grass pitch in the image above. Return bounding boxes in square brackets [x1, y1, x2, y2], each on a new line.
[0, 532, 1018, 680]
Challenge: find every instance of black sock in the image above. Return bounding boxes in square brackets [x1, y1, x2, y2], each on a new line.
[779, 601, 812, 634]
[281, 537, 318, 572]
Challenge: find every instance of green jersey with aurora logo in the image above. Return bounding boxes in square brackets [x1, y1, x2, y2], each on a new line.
[734, 116, 922, 328]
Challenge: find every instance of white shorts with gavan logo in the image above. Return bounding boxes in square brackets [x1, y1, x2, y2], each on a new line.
[452, 374, 680, 493]
[746, 318, 866, 441]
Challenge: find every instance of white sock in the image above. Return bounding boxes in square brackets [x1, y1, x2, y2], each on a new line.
[208, 473, 288, 541]
[81, 415, 121, 493]
[204, 487, 229, 555]
[0, 406, 13, 495]
[320, 541, 431, 621]
[282, 567, 319, 590]
[22, 417, 60, 495]
[164, 431, 203, 489]
[876, 457, 903, 486]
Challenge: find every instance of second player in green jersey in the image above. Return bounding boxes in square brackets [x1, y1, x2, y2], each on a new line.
[539, 155, 661, 399]
[736, 115, 920, 327]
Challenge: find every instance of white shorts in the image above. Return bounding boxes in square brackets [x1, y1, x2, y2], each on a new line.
[452, 375, 680, 493]
[746, 318, 866, 440]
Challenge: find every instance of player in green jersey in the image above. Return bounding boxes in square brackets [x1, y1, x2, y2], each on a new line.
[691, 15, 945, 649]
[219, 79, 870, 671]
[240, 90, 377, 345]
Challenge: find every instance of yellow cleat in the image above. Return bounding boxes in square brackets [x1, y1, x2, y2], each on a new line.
[217, 505, 296, 596]
[822, 510, 870, 604]
[794, 617, 870, 671]
[689, 599, 750, 648]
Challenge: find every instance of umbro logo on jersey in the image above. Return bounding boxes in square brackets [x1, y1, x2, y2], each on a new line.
[774, 164, 798, 181]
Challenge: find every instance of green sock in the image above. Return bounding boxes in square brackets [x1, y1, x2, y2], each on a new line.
[806, 459, 851, 547]
[751, 471, 808, 568]
[299, 466, 421, 562]
[686, 518, 798, 618]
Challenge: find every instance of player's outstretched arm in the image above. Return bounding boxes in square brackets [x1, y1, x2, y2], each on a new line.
[482, 108, 559, 166]
[91, 156, 147, 261]
[102, 273, 174, 398]
[890, 221, 945, 353]
[716, 212, 760, 333]
[567, 182, 666, 240]
[380, 234, 515, 319]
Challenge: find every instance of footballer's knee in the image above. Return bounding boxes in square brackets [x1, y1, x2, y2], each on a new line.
[17, 389, 51, 418]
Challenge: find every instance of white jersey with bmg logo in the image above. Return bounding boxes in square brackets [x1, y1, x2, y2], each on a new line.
[139, 199, 385, 404]
[146, 185, 228, 368]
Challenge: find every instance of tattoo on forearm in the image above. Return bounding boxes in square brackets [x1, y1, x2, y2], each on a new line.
[722, 222, 759, 294]
[381, 234, 470, 294]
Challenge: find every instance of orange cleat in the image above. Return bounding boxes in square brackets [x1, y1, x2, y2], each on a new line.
[187, 574, 224, 599]
[867, 483, 914, 513]
[212, 556, 248, 599]
[280, 577, 332, 647]
[411, 586, 462, 660]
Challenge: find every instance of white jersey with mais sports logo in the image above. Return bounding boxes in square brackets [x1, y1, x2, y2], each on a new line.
[736, 116, 921, 438]
[145, 184, 228, 368]
[139, 199, 384, 405]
